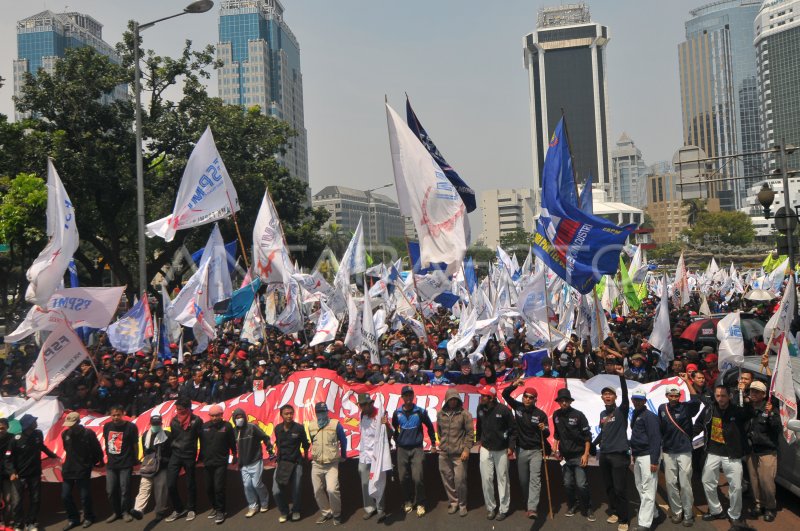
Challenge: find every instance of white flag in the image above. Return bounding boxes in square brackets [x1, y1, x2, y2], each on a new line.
[291, 272, 333, 295]
[161, 285, 181, 343]
[673, 252, 690, 306]
[516, 270, 548, 325]
[146, 127, 239, 241]
[386, 103, 469, 272]
[253, 191, 293, 284]
[649, 280, 674, 370]
[716, 311, 744, 371]
[765, 275, 796, 352]
[360, 289, 380, 364]
[198, 224, 233, 305]
[25, 159, 80, 306]
[310, 301, 339, 347]
[240, 294, 264, 343]
[367, 403, 393, 497]
[25, 316, 89, 400]
[275, 278, 304, 334]
[336, 217, 366, 280]
[771, 334, 798, 443]
[446, 307, 477, 359]
[344, 295, 363, 351]
[6, 286, 124, 343]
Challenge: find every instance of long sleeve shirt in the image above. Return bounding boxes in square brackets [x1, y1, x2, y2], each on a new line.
[501, 386, 550, 450]
[476, 401, 516, 451]
[630, 407, 661, 465]
[658, 395, 701, 454]
[391, 404, 436, 449]
[597, 375, 630, 454]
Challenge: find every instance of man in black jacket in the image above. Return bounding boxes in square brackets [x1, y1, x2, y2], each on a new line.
[165, 397, 204, 522]
[745, 381, 781, 522]
[61, 412, 104, 530]
[103, 405, 139, 523]
[596, 366, 630, 531]
[476, 385, 516, 521]
[180, 370, 212, 404]
[272, 405, 309, 523]
[200, 404, 237, 524]
[132, 376, 162, 416]
[630, 387, 661, 531]
[552, 389, 593, 522]
[232, 408, 274, 517]
[502, 380, 550, 519]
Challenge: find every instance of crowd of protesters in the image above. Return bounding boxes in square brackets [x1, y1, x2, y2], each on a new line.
[0, 288, 790, 530]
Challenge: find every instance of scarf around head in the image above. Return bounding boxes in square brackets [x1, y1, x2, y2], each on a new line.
[317, 411, 330, 430]
[175, 409, 191, 430]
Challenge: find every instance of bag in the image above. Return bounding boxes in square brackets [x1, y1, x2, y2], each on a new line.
[139, 432, 160, 478]
[275, 460, 297, 487]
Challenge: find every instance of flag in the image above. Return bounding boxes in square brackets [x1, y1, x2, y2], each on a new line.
[160, 284, 181, 343]
[310, 301, 339, 347]
[579, 173, 594, 215]
[619, 255, 641, 311]
[275, 278, 304, 334]
[198, 224, 233, 305]
[405, 97, 476, 212]
[240, 293, 265, 343]
[146, 127, 239, 241]
[367, 403, 393, 498]
[407, 240, 447, 274]
[191, 240, 238, 274]
[386, 103, 469, 273]
[68, 259, 79, 288]
[292, 272, 333, 295]
[717, 311, 744, 371]
[25, 159, 80, 306]
[5, 286, 125, 343]
[523, 349, 550, 377]
[253, 191, 293, 284]
[25, 315, 89, 400]
[463, 257, 477, 294]
[360, 291, 380, 364]
[649, 280, 674, 371]
[344, 295, 362, 351]
[771, 334, 798, 443]
[336, 217, 367, 281]
[533, 119, 636, 294]
[107, 294, 154, 353]
[214, 278, 262, 324]
[446, 307, 477, 359]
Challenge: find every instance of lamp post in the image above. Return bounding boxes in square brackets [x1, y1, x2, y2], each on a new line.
[133, 0, 214, 295]
[363, 183, 394, 258]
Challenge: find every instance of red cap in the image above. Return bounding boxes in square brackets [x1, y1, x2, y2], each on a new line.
[523, 387, 538, 398]
[237, 350, 247, 360]
[164, 359, 173, 366]
[479, 385, 497, 397]
[284, 340, 294, 346]
[686, 363, 699, 373]
[102, 354, 112, 360]
[169, 343, 178, 350]
[135, 351, 145, 357]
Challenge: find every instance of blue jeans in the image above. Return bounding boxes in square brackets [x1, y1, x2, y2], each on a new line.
[272, 462, 303, 516]
[62, 478, 94, 524]
[241, 460, 269, 510]
[562, 457, 590, 511]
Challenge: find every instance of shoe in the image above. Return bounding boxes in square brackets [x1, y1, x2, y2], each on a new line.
[376, 511, 386, 523]
[279, 515, 288, 523]
[404, 503, 413, 514]
[332, 517, 342, 526]
[164, 511, 186, 523]
[764, 510, 776, 522]
[495, 512, 507, 522]
[260, 506, 269, 513]
[486, 510, 496, 520]
[416, 505, 425, 517]
[316, 514, 333, 524]
[701, 511, 725, 521]
[185, 511, 196, 522]
[634, 527, 650, 531]
[362, 510, 375, 521]
[584, 510, 597, 522]
[81, 521, 93, 529]
[63, 521, 81, 531]
[291, 512, 300, 522]
[215, 513, 225, 525]
[565, 506, 577, 517]
[105, 515, 119, 524]
[207, 510, 218, 519]
[682, 517, 694, 527]
[749, 506, 763, 518]
[246, 508, 258, 518]
[29, 526, 39, 531]
[670, 513, 683, 524]
[527, 510, 537, 519]
[123, 513, 133, 523]
[608, 514, 620, 524]
[130, 510, 143, 521]
[459, 506, 468, 517]
[447, 504, 458, 515]
[617, 524, 629, 531]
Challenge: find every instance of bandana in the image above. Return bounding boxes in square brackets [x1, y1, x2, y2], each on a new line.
[317, 411, 330, 430]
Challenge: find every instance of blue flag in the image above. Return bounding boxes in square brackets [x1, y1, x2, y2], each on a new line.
[522, 349, 550, 377]
[463, 257, 477, 294]
[408, 241, 447, 274]
[68, 259, 79, 288]
[579, 173, 594, 216]
[159, 321, 173, 360]
[107, 296, 153, 353]
[434, 291, 460, 309]
[214, 278, 262, 325]
[533, 119, 636, 294]
[406, 98, 476, 212]
[191, 240, 238, 273]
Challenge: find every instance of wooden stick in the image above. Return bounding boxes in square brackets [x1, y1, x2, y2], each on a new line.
[541, 432, 554, 519]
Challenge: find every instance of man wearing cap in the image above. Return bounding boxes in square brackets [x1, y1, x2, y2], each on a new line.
[131, 415, 172, 522]
[552, 389, 593, 521]
[502, 380, 550, 519]
[231, 408, 273, 517]
[369, 358, 402, 386]
[700, 349, 718, 386]
[624, 354, 656, 384]
[658, 380, 701, 527]
[596, 365, 631, 531]
[391, 386, 436, 517]
[200, 404, 237, 524]
[744, 380, 781, 522]
[165, 397, 204, 523]
[476, 385, 516, 521]
[629, 387, 661, 531]
[61, 412, 104, 530]
[454, 359, 478, 385]
[356, 393, 391, 522]
[103, 405, 140, 523]
[404, 363, 429, 385]
[436, 388, 474, 517]
[308, 402, 347, 525]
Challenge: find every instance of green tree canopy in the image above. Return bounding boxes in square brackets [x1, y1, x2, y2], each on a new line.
[684, 210, 755, 246]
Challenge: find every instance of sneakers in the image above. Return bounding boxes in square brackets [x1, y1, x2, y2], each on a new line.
[207, 510, 218, 519]
[607, 514, 619, 524]
[701, 511, 725, 521]
[260, 506, 269, 513]
[404, 503, 413, 514]
[447, 504, 458, 515]
[486, 510, 496, 520]
[122, 513, 133, 523]
[376, 511, 386, 523]
[245, 508, 258, 518]
[617, 523, 629, 531]
[584, 510, 597, 522]
[416, 505, 425, 517]
[682, 517, 694, 527]
[63, 521, 80, 531]
[459, 506, 468, 517]
[186, 511, 196, 522]
[279, 515, 288, 523]
[362, 510, 375, 521]
[81, 521, 93, 529]
[764, 510, 776, 522]
[495, 513, 507, 522]
[332, 517, 342, 526]
[670, 513, 683, 524]
[105, 515, 119, 524]
[291, 512, 300, 522]
[164, 511, 186, 523]
[215, 512, 225, 525]
[526, 510, 537, 519]
[130, 510, 143, 521]
[316, 514, 333, 524]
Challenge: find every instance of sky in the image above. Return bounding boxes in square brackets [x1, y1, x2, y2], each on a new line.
[1, 0, 701, 205]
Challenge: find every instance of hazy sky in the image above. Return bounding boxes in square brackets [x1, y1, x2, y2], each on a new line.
[1, 0, 702, 201]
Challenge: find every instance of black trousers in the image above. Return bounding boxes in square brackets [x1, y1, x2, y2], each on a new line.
[204, 466, 227, 513]
[62, 478, 95, 524]
[599, 452, 630, 523]
[12, 474, 40, 525]
[396, 447, 425, 506]
[167, 456, 197, 513]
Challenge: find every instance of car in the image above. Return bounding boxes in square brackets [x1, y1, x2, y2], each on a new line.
[719, 354, 800, 498]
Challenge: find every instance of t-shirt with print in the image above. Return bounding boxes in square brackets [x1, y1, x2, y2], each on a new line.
[707, 415, 728, 457]
[102, 421, 139, 469]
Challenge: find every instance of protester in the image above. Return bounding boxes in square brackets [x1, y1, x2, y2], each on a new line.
[629, 387, 661, 531]
[165, 397, 204, 522]
[476, 385, 515, 521]
[745, 380, 781, 523]
[308, 402, 347, 526]
[101, 405, 139, 523]
[231, 408, 273, 517]
[356, 393, 389, 523]
[61, 412, 104, 530]
[200, 404, 236, 524]
[436, 388, 474, 517]
[131, 414, 171, 522]
[596, 366, 631, 531]
[552, 389, 594, 522]
[272, 404, 310, 523]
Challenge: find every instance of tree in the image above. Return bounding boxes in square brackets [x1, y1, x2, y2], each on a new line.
[324, 223, 349, 257]
[498, 228, 533, 254]
[640, 213, 655, 230]
[682, 198, 707, 226]
[685, 210, 755, 246]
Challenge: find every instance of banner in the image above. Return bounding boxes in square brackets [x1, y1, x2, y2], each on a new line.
[25, 316, 89, 400]
[716, 311, 744, 371]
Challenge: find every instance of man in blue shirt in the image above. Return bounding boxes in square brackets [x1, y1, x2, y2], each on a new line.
[630, 387, 661, 531]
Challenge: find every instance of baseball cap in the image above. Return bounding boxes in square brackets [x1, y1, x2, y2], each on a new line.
[750, 381, 767, 393]
[523, 387, 538, 398]
[258, 360, 267, 366]
[63, 412, 80, 427]
[150, 414, 163, 426]
[631, 388, 647, 400]
[601, 386, 617, 395]
[665, 385, 681, 396]
[315, 402, 328, 413]
[479, 385, 497, 397]
[631, 353, 646, 361]
[401, 385, 414, 395]
[357, 393, 373, 405]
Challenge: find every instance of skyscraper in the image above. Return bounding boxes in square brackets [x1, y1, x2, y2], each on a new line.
[14, 10, 125, 120]
[523, 3, 611, 197]
[478, 188, 537, 248]
[677, 0, 762, 209]
[611, 132, 648, 209]
[217, 0, 309, 186]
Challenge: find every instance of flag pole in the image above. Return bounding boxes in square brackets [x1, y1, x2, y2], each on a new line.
[541, 432, 554, 519]
[226, 190, 251, 270]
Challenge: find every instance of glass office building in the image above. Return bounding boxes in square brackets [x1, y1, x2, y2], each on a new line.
[523, 4, 612, 198]
[677, 0, 762, 210]
[14, 10, 125, 120]
[217, 0, 309, 186]
[611, 133, 648, 209]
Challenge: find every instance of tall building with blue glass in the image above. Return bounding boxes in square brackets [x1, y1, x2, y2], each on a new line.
[14, 10, 125, 120]
[217, 0, 309, 186]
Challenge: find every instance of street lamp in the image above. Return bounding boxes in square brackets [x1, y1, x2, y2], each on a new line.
[133, 0, 214, 295]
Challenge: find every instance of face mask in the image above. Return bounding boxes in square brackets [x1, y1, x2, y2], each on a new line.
[235, 418, 245, 427]
[151, 426, 162, 433]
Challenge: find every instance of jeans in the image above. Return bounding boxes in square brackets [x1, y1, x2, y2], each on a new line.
[240, 460, 269, 510]
[396, 447, 425, 506]
[663, 452, 693, 519]
[205, 465, 227, 513]
[517, 449, 543, 512]
[599, 452, 630, 523]
[479, 447, 510, 514]
[167, 455, 197, 513]
[702, 453, 743, 520]
[562, 457, 590, 512]
[746, 453, 777, 511]
[133, 470, 169, 518]
[633, 456, 658, 528]
[105, 468, 132, 517]
[272, 461, 303, 516]
[438, 453, 468, 507]
[311, 462, 341, 517]
[62, 478, 94, 524]
[12, 475, 41, 525]
[358, 463, 385, 514]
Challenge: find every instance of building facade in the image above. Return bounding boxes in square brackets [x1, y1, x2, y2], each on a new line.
[740, 177, 800, 239]
[14, 10, 126, 120]
[755, 0, 800, 172]
[313, 186, 405, 248]
[645, 171, 691, 244]
[479, 188, 537, 248]
[217, 0, 309, 186]
[678, 0, 762, 209]
[523, 3, 612, 196]
[611, 132, 648, 209]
